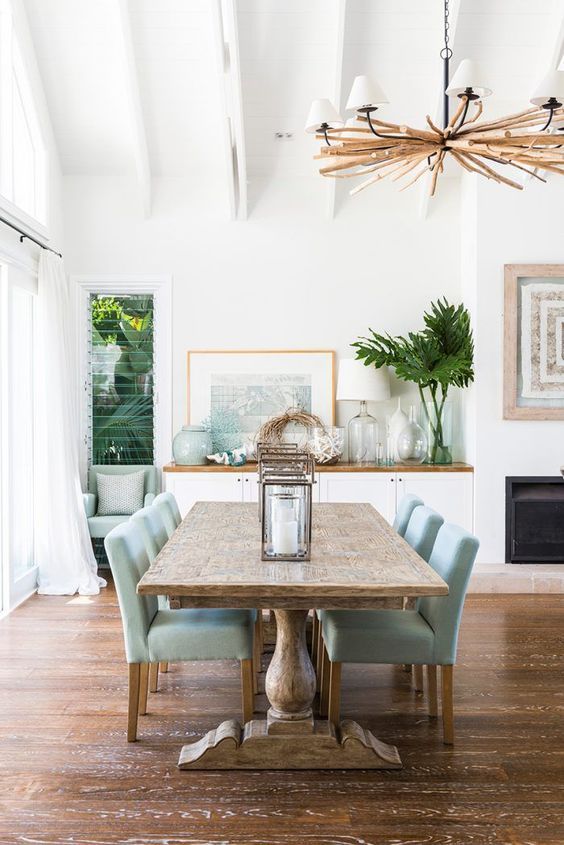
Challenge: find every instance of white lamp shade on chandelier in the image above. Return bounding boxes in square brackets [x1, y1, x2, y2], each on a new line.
[304, 98, 343, 133]
[336, 359, 390, 403]
[345, 74, 389, 110]
[445, 59, 492, 98]
[530, 70, 564, 106]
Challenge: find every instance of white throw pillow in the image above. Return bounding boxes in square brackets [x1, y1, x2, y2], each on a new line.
[96, 470, 145, 516]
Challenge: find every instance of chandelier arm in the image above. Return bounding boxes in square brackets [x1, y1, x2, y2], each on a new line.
[323, 127, 332, 147]
[540, 108, 556, 132]
[454, 98, 471, 132]
[365, 111, 412, 140]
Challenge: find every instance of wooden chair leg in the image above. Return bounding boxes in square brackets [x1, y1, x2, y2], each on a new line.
[159, 662, 169, 673]
[255, 612, 264, 657]
[327, 661, 342, 725]
[427, 665, 438, 718]
[138, 663, 149, 715]
[316, 623, 325, 682]
[240, 658, 254, 723]
[253, 618, 262, 688]
[441, 665, 454, 745]
[149, 662, 159, 693]
[413, 664, 424, 694]
[311, 612, 318, 662]
[127, 663, 141, 742]
[319, 643, 331, 717]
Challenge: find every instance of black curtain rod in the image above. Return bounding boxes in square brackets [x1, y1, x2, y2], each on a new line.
[0, 214, 62, 258]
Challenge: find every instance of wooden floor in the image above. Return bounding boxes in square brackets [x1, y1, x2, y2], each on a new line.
[1, 583, 563, 845]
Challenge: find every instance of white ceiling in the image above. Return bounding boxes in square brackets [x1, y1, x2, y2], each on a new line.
[22, 0, 564, 203]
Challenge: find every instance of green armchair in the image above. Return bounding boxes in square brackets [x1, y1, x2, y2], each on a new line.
[83, 465, 159, 539]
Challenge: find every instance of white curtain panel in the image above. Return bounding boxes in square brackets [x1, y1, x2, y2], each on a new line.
[35, 252, 106, 595]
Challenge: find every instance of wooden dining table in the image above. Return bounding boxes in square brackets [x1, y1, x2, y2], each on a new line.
[137, 501, 448, 770]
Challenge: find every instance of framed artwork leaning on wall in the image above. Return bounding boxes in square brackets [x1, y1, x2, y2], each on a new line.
[186, 350, 336, 442]
[504, 264, 564, 420]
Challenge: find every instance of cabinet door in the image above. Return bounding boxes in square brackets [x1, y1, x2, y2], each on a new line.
[242, 473, 259, 503]
[165, 473, 243, 516]
[318, 473, 396, 524]
[397, 472, 474, 531]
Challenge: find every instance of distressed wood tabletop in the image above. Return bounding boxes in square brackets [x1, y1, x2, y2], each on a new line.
[137, 502, 448, 609]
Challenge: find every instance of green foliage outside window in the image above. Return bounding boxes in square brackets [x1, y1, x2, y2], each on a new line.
[90, 294, 154, 465]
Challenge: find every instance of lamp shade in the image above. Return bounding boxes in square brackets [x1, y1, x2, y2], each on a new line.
[304, 99, 343, 133]
[346, 75, 388, 111]
[336, 359, 390, 402]
[530, 70, 564, 106]
[446, 59, 492, 99]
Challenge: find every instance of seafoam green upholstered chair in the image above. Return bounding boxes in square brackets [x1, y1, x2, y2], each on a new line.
[83, 465, 158, 540]
[319, 523, 479, 744]
[314, 505, 444, 674]
[105, 520, 256, 741]
[153, 491, 182, 539]
[393, 493, 424, 537]
[130, 504, 172, 682]
[404, 505, 444, 562]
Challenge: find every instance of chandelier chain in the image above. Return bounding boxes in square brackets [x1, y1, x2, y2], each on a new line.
[440, 0, 453, 60]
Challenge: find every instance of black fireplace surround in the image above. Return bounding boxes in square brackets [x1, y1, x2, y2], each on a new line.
[506, 476, 564, 563]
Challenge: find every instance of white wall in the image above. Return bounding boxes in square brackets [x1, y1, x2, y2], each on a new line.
[466, 176, 564, 564]
[63, 173, 462, 457]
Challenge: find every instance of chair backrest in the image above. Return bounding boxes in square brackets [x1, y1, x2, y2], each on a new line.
[393, 493, 424, 537]
[88, 465, 158, 497]
[153, 492, 182, 538]
[130, 505, 169, 561]
[104, 521, 158, 664]
[404, 505, 444, 562]
[418, 523, 479, 665]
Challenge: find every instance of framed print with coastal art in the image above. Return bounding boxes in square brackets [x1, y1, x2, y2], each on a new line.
[187, 350, 336, 439]
[504, 264, 564, 420]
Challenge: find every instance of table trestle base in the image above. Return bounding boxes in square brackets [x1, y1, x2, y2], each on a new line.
[178, 717, 402, 770]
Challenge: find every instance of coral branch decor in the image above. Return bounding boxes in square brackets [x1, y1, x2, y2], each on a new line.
[313, 100, 564, 198]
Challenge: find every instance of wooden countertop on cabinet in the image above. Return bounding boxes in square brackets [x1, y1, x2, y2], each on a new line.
[163, 461, 474, 474]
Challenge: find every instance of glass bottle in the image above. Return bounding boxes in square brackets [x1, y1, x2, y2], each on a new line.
[348, 401, 378, 464]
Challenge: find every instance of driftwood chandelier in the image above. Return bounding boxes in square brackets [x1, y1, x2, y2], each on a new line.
[305, 0, 564, 197]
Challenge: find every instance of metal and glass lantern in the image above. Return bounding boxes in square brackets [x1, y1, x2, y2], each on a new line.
[259, 452, 314, 561]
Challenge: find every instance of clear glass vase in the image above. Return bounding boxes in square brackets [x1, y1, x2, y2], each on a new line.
[397, 405, 427, 465]
[420, 396, 452, 465]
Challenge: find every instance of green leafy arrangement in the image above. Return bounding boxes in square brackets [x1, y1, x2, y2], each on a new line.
[352, 298, 474, 463]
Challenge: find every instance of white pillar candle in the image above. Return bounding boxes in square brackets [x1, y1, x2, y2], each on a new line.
[272, 520, 299, 556]
[273, 498, 295, 523]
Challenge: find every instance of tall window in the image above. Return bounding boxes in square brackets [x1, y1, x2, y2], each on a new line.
[88, 294, 155, 465]
[0, 1, 47, 225]
[0, 265, 37, 614]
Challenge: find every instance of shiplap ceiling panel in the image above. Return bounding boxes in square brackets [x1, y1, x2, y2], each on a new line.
[21, 0, 564, 204]
[24, 0, 134, 173]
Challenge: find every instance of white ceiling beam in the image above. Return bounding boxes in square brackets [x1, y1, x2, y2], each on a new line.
[419, 0, 462, 219]
[115, 0, 151, 218]
[326, 0, 348, 220]
[211, 0, 247, 221]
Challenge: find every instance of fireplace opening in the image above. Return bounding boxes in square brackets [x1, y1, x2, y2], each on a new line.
[506, 476, 564, 563]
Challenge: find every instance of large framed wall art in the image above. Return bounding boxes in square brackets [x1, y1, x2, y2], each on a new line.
[187, 350, 336, 440]
[504, 264, 564, 420]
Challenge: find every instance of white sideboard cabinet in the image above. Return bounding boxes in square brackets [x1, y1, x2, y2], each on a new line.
[164, 463, 474, 532]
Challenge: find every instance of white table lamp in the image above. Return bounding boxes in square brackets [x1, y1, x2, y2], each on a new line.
[337, 359, 391, 464]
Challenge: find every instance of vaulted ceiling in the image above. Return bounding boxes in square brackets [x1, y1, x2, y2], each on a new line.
[23, 0, 564, 218]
